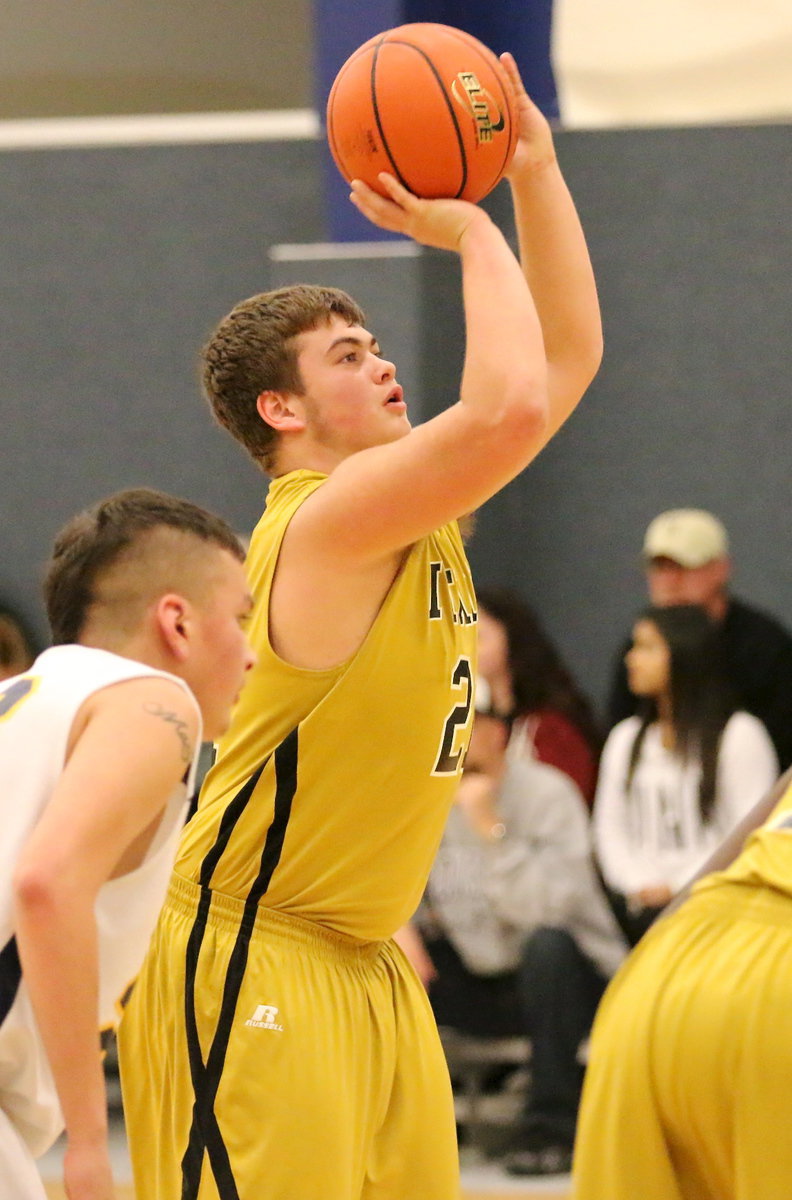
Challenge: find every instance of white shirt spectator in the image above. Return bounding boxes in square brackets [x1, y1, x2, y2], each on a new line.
[594, 711, 778, 895]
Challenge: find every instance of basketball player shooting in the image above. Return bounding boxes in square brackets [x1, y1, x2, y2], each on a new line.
[118, 53, 602, 1200]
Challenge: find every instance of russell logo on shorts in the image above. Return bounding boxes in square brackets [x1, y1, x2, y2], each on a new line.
[245, 1004, 284, 1032]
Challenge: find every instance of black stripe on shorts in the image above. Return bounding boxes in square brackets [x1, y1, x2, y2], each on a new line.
[0, 936, 22, 1028]
[181, 727, 299, 1199]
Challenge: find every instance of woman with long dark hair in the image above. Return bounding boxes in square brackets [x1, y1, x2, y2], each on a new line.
[593, 604, 778, 943]
[476, 585, 601, 806]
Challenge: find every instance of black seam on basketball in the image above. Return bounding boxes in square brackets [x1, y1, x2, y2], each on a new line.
[370, 39, 411, 191]
[180, 729, 300, 1199]
[417, 27, 515, 187]
[376, 38, 468, 199]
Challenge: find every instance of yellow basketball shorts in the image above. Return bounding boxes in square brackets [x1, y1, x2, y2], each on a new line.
[118, 874, 459, 1200]
[573, 881, 792, 1200]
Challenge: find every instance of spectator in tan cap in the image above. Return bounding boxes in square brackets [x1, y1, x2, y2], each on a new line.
[607, 508, 792, 769]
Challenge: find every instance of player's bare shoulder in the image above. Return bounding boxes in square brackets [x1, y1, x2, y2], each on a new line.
[271, 498, 407, 670]
[70, 675, 200, 771]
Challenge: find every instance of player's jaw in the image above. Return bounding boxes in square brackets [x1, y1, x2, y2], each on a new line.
[301, 378, 411, 460]
[185, 557, 256, 741]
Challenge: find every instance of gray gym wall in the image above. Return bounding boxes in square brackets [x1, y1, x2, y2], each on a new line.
[0, 0, 313, 117]
[443, 125, 792, 713]
[1, 123, 790, 715]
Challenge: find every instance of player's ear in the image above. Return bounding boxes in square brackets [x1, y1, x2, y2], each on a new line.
[156, 593, 191, 662]
[257, 390, 307, 433]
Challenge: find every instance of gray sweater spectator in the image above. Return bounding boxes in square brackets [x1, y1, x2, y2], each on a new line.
[401, 696, 625, 1178]
[423, 755, 624, 980]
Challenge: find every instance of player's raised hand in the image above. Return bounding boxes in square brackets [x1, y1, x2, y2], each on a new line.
[349, 173, 490, 253]
[499, 51, 556, 177]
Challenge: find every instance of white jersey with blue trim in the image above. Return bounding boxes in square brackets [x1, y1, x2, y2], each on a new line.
[0, 644, 201, 1156]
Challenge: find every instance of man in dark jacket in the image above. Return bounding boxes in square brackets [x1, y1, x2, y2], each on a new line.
[607, 508, 792, 769]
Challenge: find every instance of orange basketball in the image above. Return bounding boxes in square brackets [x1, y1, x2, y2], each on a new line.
[326, 23, 518, 204]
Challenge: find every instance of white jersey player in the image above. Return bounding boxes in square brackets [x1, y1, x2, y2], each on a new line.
[0, 489, 254, 1200]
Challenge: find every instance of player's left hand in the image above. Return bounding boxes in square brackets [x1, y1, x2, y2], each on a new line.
[349, 172, 490, 251]
[499, 51, 556, 178]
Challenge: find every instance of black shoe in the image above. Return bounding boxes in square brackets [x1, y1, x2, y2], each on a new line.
[503, 1141, 573, 1177]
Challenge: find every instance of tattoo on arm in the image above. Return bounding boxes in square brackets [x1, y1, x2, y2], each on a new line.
[143, 702, 194, 765]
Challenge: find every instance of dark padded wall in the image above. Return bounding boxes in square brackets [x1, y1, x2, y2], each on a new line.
[2, 124, 790, 716]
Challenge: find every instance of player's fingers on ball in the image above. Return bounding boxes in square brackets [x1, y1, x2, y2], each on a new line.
[377, 172, 416, 207]
[350, 181, 400, 218]
[349, 182, 390, 216]
[348, 190, 404, 232]
[500, 61, 541, 117]
[499, 52, 524, 94]
[351, 177, 401, 208]
[349, 178, 381, 200]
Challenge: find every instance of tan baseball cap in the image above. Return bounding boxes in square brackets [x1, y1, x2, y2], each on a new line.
[643, 509, 729, 568]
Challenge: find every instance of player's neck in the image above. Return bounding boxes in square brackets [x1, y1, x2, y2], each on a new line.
[78, 624, 169, 674]
[272, 436, 348, 478]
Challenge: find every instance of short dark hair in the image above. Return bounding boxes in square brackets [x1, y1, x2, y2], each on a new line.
[201, 284, 366, 471]
[43, 487, 244, 645]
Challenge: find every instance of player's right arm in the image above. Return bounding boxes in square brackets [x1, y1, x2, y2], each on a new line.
[500, 51, 603, 446]
[270, 166, 600, 667]
[12, 676, 199, 1200]
[296, 178, 551, 559]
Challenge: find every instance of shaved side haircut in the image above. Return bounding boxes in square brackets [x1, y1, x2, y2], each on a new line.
[44, 488, 245, 645]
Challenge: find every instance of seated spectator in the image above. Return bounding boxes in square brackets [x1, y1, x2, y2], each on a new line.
[400, 686, 626, 1177]
[0, 602, 37, 682]
[477, 585, 601, 806]
[607, 508, 792, 769]
[595, 604, 778, 945]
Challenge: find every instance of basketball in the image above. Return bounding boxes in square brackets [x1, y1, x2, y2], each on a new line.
[326, 23, 518, 204]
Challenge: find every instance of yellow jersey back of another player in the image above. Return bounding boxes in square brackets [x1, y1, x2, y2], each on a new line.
[175, 470, 478, 940]
[696, 777, 792, 900]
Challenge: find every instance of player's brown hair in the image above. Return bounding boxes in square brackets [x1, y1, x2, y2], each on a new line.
[201, 284, 366, 471]
[43, 488, 244, 645]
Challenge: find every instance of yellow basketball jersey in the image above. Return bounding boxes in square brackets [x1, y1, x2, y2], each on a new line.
[696, 777, 792, 899]
[175, 469, 478, 940]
